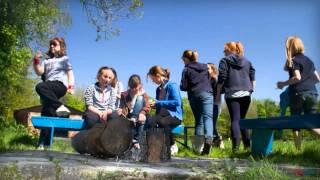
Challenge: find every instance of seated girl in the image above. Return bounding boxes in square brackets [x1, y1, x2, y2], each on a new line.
[83, 66, 117, 129]
[116, 74, 150, 149]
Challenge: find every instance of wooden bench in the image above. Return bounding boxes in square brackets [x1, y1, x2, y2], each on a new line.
[31, 116, 193, 148]
[240, 113, 320, 156]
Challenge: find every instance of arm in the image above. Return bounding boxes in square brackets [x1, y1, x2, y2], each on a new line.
[314, 70, 320, 83]
[277, 69, 301, 89]
[215, 83, 223, 105]
[67, 69, 75, 94]
[180, 68, 188, 91]
[249, 62, 256, 90]
[33, 51, 44, 76]
[156, 83, 182, 109]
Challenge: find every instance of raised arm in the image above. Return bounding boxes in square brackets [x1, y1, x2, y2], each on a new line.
[33, 51, 44, 76]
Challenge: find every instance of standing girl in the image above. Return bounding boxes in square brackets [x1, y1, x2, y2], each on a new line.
[277, 36, 320, 149]
[147, 66, 183, 154]
[215, 42, 255, 152]
[33, 37, 74, 148]
[180, 50, 214, 155]
[207, 63, 223, 148]
[83, 66, 117, 129]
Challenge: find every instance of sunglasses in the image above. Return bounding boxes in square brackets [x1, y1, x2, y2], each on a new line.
[50, 41, 59, 47]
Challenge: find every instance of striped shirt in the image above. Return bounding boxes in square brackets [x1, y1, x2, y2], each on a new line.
[84, 82, 116, 111]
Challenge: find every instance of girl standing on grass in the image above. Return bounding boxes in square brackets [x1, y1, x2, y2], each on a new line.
[83, 66, 117, 129]
[207, 63, 224, 149]
[277, 36, 320, 149]
[33, 37, 75, 148]
[180, 50, 214, 155]
[116, 74, 150, 149]
[215, 42, 255, 152]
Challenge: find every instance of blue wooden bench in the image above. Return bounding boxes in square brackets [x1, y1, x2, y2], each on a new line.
[240, 113, 320, 156]
[31, 116, 193, 148]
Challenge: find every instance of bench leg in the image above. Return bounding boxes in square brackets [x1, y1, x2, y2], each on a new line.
[251, 129, 274, 156]
[49, 127, 55, 149]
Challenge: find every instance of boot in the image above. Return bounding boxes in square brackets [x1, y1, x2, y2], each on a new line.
[201, 137, 212, 155]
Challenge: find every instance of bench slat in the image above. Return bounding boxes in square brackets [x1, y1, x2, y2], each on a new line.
[32, 116, 84, 130]
[240, 114, 320, 129]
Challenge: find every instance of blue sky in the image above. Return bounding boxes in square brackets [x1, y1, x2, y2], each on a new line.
[64, 0, 320, 101]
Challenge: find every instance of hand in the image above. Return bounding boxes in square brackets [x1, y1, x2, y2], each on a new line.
[67, 85, 74, 94]
[277, 81, 285, 90]
[100, 111, 108, 124]
[116, 108, 123, 116]
[149, 102, 156, 109]
[34, 51, 43, 59]
[138, 113, 146, 123]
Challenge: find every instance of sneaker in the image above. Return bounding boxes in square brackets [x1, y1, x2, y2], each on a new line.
[170, 143, 179, 155]
[56, 105, 70, 117]
[38, 144, 45, 150]
[201, 143, 211, 155]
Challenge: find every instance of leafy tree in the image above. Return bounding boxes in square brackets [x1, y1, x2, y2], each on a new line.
[81, 0, 144, 41]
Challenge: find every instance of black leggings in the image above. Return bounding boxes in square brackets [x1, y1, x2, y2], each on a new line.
[147, 108, 181, 145]
[225, 96, 251, 148]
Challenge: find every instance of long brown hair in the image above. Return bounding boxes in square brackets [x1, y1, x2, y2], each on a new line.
[207, 63, 218, 80]
[285, 36, 304, 69]
[47, 37, 67, 58]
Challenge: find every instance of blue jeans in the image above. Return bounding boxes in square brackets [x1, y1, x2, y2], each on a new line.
[129, 95, 145, 142]
[188, 91, 214, 139]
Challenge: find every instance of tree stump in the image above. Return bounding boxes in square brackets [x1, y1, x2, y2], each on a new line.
[72, 115, 133, 157]
[146, 128, 170, 163]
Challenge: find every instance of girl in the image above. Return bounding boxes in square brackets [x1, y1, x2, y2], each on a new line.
[207, 63, 223, 148]
[33, 37, 74, 148]
[116, 74, 150, 149]
[111, 67, 124, 109]
[215, 41, 255, 152]
[277, 36, 320, 149]
[83, 66, 117, 129]
[180, 50, 214, 155]
[147, 66, 183, 154]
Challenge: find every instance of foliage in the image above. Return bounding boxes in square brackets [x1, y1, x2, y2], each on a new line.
[80, 0, 144, 41]
[61, 87, 86, 112]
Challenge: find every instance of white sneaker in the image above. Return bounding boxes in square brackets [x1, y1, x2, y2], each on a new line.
[171, 143, 179, 155]
[56, 105, 70, 117]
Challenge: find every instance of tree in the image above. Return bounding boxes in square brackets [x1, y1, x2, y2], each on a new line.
[81, 0, 144, 41]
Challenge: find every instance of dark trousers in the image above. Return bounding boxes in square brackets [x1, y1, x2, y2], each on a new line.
[147, 108, 181, 146]
[225, 96, 251, 148]
[83, 110, 101, 130]
[35, 81, 67, 146]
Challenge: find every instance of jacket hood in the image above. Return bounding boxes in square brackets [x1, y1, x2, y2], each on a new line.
[185, 62, 208, 73]
[224, 54, 244, 69]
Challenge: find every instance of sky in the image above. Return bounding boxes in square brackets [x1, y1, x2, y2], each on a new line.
[62, 0, 320, 102]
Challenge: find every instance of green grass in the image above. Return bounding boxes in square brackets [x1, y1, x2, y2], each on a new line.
[176, 138, 320, 167]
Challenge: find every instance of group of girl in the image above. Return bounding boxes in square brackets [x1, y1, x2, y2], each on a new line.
[33, 36, 319, 155]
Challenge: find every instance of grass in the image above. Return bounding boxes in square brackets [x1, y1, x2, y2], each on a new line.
[176, 137, 320, 167]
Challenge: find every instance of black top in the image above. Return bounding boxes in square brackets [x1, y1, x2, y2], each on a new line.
[180, 62, 212, 94]
[217, 53, 255, 94]
[289, 53, 317, 93]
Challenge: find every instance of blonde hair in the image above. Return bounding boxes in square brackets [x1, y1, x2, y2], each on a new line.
[147, 65, 170, 79]
[285, 36, 305, 69]
[224, 41, 244, 56]
[207, 63, 218, 80]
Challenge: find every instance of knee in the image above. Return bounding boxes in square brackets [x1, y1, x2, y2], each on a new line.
[35, 82, 46, 94]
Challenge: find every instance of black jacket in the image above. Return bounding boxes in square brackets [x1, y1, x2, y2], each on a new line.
[180, 62, 212, 94]
[218, 53, 255, 94]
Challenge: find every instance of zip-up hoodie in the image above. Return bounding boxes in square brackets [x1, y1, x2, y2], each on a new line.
[180, 62, 212, 94]
[218, 53, 255, 94]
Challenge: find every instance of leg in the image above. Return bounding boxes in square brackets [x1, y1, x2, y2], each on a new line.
[200, 91, 214, 140]
[189, 96, 203, 136]
[130, 95, 144, 118]
[289, 91, 303, 150]
[83, 110, 100, 129]
[239, 96, 251, 148]
[226, 98, 241, 151]
[302, 92, 320, 136]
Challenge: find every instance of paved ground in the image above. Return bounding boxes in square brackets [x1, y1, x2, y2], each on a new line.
[0, 150, 319, 179]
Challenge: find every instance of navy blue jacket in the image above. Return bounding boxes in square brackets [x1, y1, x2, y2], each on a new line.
[289, 53, 317, 93]
[218, 54, 255, 94]
[180, 62, 212, 94]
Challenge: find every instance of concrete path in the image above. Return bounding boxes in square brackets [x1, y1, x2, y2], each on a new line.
[0, 150, 319, 179]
